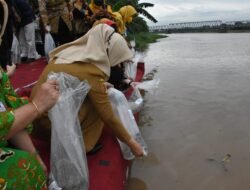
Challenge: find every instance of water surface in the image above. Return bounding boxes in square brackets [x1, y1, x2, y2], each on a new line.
[128, 33, 250, 190]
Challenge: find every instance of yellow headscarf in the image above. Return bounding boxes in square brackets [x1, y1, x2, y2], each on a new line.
[119, 5, 137, 24]
[49, 24, 133, 77]
[111, 12, 125, 34]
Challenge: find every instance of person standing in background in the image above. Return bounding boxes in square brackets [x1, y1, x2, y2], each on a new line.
[88, 0, 113, 24]
[88, 0, 112, 15]
[38, 0, 74, 46]
[112, 5, 137, 36]
[14, 0, 41, 63]
[0, 0, 20, 69]
[72, 0, 92, 38]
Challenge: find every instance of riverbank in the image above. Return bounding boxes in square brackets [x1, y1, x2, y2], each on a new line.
[160, 27, 250, 34]
[128, 32, 167, 51]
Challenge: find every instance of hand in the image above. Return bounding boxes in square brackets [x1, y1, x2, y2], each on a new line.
[104, 82, 113, 89]
[44, 25, 51, 33]
[69, 11, 73, 20]
[124, 78, 139, 87]
[36, 154, 48, 176]
[32, 80, 60, 114]
[6, 64, 16, 77]
[130, 81, 140, 87]
[127, 138, 144, 157]
[14, 13, 21, 23]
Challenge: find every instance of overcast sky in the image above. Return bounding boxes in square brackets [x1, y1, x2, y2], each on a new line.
[144, 0, 250, 26]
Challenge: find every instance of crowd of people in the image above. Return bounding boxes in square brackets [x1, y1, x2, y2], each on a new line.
[0, 0, 138, 70]
[0, 0, 143, 189]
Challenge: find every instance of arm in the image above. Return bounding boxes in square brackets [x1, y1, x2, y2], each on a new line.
[37, 0, 49, 30]
[5, 102, 39, 139]
[66, 0, 73, 20]
[11, 5, 21, 23]
[9, 130, 47, 174]
[88, 77, 143, 157]
[123, 78, 139, 87]
[5, 80, 60, 139]
[0, 0, 8, 43]
[0, 79, 59, 173]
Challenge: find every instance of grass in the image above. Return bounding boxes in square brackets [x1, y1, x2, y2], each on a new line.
[128, 32, 167, 52]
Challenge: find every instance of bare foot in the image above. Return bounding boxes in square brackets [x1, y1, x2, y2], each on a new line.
[127, 138, 144, 157]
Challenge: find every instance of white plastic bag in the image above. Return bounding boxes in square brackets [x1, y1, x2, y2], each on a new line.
[44, 32, 55, 59]
[11, 34, 20, 64]
[48, 72, 90, 190]
[108, 88, 148, 160]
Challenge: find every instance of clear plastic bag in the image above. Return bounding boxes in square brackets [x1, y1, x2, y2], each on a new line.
[128, 87, 144, 113]
[124, 60, 137, 81]
[108, 88, 148, 160]
[44, 32, 55, 59]
[124, 53, 145, 80]
[11, 34, 20, 64]
[48, 72, 90, 190]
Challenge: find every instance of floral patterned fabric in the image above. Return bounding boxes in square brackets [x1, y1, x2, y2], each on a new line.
[0, 67, 47, 190]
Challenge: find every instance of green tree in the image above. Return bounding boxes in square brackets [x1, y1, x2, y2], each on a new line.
[127, 16, 149, 33]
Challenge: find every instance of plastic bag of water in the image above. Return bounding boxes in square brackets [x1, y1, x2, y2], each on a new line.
[108, 88, 148, 160]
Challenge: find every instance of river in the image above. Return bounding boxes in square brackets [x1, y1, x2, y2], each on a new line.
[128, 33, 250, 190]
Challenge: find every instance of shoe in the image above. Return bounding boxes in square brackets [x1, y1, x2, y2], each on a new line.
[35, 53, 41, 59]
[21, 57, 28, 62]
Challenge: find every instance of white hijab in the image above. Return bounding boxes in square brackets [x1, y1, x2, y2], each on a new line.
[49, 24, 133, 77]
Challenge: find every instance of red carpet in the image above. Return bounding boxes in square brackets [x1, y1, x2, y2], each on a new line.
[11, 58, 47, 88]
[10, 59, 145, 190]
[11, 58, 47, 96]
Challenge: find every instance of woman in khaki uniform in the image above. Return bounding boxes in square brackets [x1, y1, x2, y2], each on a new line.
[31, 24, 143, 156]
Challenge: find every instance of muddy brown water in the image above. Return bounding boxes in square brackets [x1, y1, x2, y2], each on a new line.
[128, 33, 250, 190]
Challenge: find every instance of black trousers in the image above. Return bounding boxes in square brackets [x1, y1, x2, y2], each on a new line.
[51, 17, 73, 46]
[0, 19, 13, 69]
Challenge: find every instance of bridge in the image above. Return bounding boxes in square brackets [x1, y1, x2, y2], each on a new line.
[149, 20, 250, 32]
